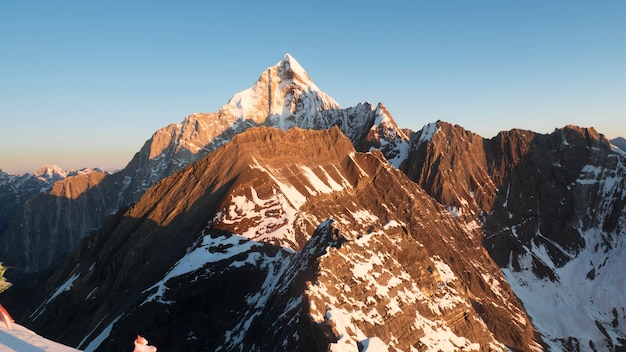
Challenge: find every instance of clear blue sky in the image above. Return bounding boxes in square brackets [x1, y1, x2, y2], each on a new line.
[1, 1, 625, 174]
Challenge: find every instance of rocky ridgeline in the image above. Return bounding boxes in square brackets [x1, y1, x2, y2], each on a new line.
[0, 55, 409, 273]
[22, 127, 539, 351]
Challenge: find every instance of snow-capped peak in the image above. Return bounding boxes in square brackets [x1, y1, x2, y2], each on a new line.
[277, 53, 310, 83]
[34, 165, 66, 178]
[224, 54, 341, 127]
[32, 165, 70, 182]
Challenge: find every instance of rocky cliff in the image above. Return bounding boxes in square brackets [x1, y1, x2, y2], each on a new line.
[401, 121, 626, 351]
[1, 169, 108, 270]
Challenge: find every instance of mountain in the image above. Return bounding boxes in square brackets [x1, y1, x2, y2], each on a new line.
[0, 54, 409, 273]
[611, 136, 626, 152]
[401, 121, 626, 351]
[32, 165, 72, 182]
[2, 54, 624, 351]
[0, 166, 73, 234]
[20, 126, 540, 351]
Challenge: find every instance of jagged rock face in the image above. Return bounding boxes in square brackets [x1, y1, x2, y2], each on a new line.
[485, 127, 626, 351]
[483, 126, 607, 265]
[0, 54, 409, 274]
[402, 122, 626, 351]
[23, 127, 540, 351]
[401, 121, 497, 223]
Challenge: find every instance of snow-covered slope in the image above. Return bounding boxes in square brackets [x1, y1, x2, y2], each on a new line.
[0, 323, 80, 351]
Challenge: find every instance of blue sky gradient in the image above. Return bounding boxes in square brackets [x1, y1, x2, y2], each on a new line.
[1, 1, 624, 173]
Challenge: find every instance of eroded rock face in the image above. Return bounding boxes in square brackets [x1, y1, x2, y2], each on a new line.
[402, 121, 626, 351]
[23, 127, 540, 351]
[402, 121, 497, 223]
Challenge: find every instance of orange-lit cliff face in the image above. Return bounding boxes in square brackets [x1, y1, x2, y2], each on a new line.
[402, 121, 626, 350]
[48, 170, 107, 200]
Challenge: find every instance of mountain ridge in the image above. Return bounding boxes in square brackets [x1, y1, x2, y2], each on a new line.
[0, 54, 624, 351]
[0, 54, 407, 272]
[21, 126, 541, 351]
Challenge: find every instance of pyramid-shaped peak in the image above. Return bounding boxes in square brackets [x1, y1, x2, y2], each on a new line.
[280, 53, 303, 69]
[275, 53, 310, 83]
[282, 53, 296, 62]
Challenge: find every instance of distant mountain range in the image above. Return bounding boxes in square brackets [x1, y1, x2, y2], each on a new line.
[1, 54, 624, 351]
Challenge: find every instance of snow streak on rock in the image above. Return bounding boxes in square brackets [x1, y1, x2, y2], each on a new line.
[144, 232, 263, 304]
[215, 161, 353, 250]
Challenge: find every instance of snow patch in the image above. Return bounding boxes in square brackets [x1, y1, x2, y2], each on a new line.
[144, 233, 257, 303]
[417, 122, 439, 145]
[359, 337, 388, 352]
[503, 225, 626, 351]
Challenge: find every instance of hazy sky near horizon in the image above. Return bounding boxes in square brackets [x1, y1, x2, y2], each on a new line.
[1, 1, 625, 174]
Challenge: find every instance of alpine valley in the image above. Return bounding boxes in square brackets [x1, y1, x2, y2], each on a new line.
[0, 54, 624, 352]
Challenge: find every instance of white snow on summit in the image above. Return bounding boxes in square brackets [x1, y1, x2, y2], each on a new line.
[224, 53, 341, 127]
[281, 53, 308, 80]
